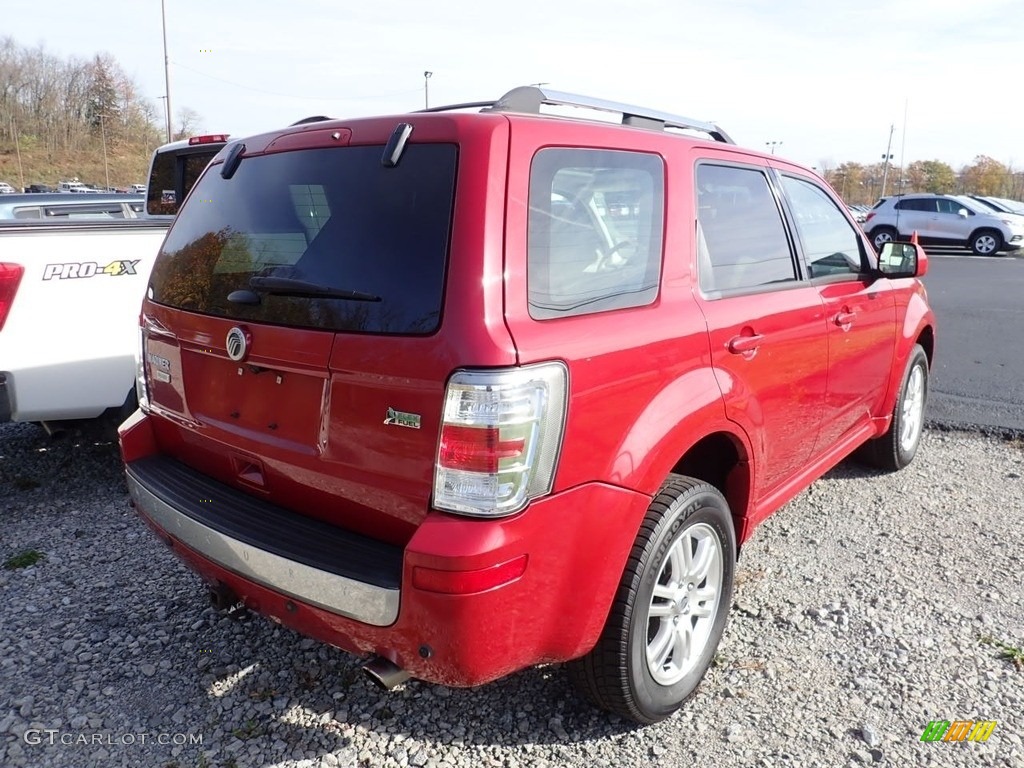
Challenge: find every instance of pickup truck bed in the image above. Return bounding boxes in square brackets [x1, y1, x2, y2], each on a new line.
[0, 219, 169, 425]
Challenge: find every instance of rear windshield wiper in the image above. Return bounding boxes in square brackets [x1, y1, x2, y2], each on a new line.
[248, 276, 381, 302]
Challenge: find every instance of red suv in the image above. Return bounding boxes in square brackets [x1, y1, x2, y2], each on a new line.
[120, 86, 935, 724]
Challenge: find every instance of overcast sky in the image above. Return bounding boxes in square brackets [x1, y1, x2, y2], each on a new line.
[6, 0, 1023, 171]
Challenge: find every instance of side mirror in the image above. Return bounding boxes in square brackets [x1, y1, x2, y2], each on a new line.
[878, 241, 928, 278]
[958, 208, 969, 217]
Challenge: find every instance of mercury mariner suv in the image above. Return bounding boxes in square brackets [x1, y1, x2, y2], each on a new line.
[120, 85, 936, 724]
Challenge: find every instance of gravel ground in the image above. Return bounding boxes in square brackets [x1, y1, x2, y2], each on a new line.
[1, 421, 1022, 768]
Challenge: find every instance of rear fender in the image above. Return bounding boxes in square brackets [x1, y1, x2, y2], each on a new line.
[610, 365, 754, 524]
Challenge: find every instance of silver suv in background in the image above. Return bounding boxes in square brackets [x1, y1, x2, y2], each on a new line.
[864, 194, 1024, 255]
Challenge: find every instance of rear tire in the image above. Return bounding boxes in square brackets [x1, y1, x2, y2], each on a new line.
[857, 344, 928, 471]
[567, 476, 735, 724]
[870, 226, 898, 253]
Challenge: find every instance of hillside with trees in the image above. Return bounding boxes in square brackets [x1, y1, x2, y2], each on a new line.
[0, 37, 200, 190]
[2, 36, 1022, 201]
[819, 156, 1024, 207]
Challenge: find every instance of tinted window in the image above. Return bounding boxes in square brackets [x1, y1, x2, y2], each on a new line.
[696, 164, 796, 293]
[781, 176, 865, 277]
[146, 150, 176, 215]
[149, 144, 457, 335]
[146, 146, 221, 216]
[528, 148, 664, 319]
[895, 198, 935, 212]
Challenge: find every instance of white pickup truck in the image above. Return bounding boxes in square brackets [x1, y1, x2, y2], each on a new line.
[0, 134, 228, 431]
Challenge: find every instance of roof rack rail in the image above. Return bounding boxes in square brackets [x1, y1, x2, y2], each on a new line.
[487, 86, 733, 144]
[291, 115, 334, 126]
[417, 86, 733, 144]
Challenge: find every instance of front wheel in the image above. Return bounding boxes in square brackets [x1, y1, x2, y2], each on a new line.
[970, 229, 1003, 256]
[857, 344, 929, 471]
[567, 476, 735, 724]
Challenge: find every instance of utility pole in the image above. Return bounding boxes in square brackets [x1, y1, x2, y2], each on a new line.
[161, 0, 173, 142]
[765, 141, 782, 155]
[423, 71, 432, 109]
[9, 114, 25, 191]
[879, 124, 895, 198]
[99, 114, 110, 191]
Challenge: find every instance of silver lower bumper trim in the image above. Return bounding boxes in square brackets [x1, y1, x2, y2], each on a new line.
[125, 471, 400, 626]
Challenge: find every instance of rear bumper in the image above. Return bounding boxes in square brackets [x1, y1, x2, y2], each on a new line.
[120, 410, 651, 686]
[125, 458, 401, 626]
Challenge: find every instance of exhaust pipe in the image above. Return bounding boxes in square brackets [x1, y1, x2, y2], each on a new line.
[362, 656, 411, 690]
[40, 421, 68, 437]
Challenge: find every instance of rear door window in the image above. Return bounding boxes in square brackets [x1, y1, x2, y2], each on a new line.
[896, 198, 936, 212]
[527, 148, 664, 319]
[696, 164, 798, 293]
[149, 144, 457, 335]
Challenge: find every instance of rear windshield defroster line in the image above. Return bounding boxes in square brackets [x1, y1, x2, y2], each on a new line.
[149, 143, 457, 335]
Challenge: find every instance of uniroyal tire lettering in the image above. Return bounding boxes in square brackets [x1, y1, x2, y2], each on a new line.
[42, 260, 141, 280]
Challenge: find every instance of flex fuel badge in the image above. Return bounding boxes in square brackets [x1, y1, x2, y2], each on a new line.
[384, 407, 421, 429]
[42, 260, 141, 280]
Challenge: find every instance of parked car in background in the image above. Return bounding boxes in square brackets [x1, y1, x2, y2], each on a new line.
[0, 133, 227, 431]
[121, 85, 935, 724]
[24, 183, 55, 193]
[0, 182, 16, 194]
[847, 204, 869, 223]
[968, 195, 1024, 216]
[0, 193, 144, 221]
[144, 134, 229, 216]
[57, 180, 91, 193]
[863, 193, 1024, 255]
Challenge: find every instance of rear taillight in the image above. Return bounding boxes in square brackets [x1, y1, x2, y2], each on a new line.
[863, 211, 876, 224]
[433, 363, 567, 517]
[0, 263, 25, 332]
[136, 325, 150, 412]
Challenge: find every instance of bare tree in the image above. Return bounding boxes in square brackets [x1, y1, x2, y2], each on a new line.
[173, 107, 203, 141]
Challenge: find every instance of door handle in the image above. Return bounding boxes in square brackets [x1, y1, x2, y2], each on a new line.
[833, 311, 856, 326]
[727, 334, 764, 354]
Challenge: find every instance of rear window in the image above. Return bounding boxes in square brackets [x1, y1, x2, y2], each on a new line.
[149, 144, 457, 335]
[146, 146, 222, 216]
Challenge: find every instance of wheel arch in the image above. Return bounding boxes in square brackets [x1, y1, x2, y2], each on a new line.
[667, 432, 751, 551]
[877, 287, 936, 428]
[916, 323, 935, 368]
[968, 227, 1003, 253]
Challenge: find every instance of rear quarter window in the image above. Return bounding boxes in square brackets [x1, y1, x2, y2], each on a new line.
[527, 148, 664, 319]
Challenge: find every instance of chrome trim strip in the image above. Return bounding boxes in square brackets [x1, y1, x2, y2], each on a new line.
[125, 470, 400, 626]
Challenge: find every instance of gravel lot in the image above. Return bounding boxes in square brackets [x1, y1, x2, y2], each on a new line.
[1, 421, 1022, 768]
